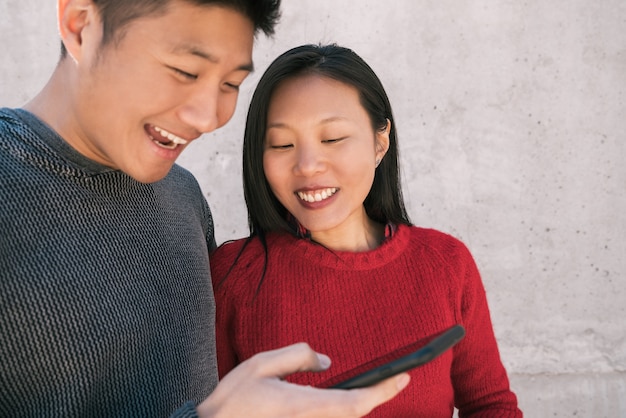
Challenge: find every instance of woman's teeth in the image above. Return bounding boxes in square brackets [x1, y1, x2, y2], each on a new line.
[297, 188, 337, 203]
[153, 126, 188, 149]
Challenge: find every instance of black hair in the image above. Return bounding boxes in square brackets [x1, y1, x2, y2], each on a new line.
[60, 0, 281, 58]
[217, 43, 412, 295]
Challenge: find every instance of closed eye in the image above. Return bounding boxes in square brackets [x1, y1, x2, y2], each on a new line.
[171, 67, 198, 81]
[322, 137, 347, 144]
[224, 82, 241, 91]
[268, 143, 293, 149]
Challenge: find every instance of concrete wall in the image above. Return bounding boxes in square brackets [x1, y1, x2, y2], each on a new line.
[2, 1, 625, 415]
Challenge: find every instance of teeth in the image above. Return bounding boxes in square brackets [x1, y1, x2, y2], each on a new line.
[154, 126, 188, 145]
[297, 188, 337, 203]
[154, 141, 177, 150]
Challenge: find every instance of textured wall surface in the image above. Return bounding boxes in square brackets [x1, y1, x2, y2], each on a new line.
[2, 1, 625, 416]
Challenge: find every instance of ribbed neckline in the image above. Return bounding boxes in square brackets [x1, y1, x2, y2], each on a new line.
[269, 223, 412, 271]
[6, 108, 117, 176]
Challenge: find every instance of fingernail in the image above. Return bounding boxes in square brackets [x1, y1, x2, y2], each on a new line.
[317, 354, 331, 369]
[396, 374, 410, 390]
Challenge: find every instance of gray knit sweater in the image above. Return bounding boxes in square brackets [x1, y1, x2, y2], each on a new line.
[0, 108, 218, 417]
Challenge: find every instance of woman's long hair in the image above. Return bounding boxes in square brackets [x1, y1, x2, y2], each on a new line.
[217, 44, 411, 293]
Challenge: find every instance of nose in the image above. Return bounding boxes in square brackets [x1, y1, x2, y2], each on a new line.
[178, 86, 235, 134]
[293, 143, 326, 177]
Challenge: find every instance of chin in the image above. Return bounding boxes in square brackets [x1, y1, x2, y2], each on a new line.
[128, 169, 171, 184]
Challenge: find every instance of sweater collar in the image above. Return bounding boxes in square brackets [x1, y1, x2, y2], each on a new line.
[272, 223, 411, 271]
[10, 108, 119, 176]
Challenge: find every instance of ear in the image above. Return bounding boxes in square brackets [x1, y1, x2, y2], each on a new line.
[374, 118, 391, 163]
[57, 0, 99, 62]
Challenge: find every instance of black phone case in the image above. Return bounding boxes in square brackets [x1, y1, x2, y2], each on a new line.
[331, 324, 466, 389]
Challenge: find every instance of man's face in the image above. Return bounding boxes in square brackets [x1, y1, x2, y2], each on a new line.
[63, 2, 254, 183]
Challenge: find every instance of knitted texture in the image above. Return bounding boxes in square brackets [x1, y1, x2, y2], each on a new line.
[0, 108, 217, 417]
[211, 224, 522, 417]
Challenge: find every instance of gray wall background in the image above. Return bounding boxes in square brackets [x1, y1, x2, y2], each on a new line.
[2, 1, 625, 416]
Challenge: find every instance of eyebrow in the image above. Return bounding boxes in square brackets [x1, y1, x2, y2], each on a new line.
[171, 44, 254, 72]
[320, 116, 348, 124]
[267, 116, 348, 130]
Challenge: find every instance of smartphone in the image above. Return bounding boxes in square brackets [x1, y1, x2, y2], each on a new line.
[330, 324, 465, 389]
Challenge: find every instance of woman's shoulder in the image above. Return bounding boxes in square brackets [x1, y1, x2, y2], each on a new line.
[210, 232, 298, 293]
[210, 236, 259, 288]
[211, 232, 294, 271]
[402, 224, 473, 259]
[212, 236, 262, 266]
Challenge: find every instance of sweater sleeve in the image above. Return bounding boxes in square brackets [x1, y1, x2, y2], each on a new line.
[449, 241, 523, 417]
[170, 401, 199, 418]
[210, 241, 245, 379]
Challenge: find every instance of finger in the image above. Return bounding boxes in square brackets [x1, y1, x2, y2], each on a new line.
[247, 343, 332, 378]
[348, 373, 411, 416]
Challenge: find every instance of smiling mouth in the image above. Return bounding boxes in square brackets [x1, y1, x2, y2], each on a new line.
[297, 187, 338, 203]
[150, 125, 189, 150]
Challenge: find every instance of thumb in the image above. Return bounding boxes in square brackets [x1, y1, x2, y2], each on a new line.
[348, 373, 411, 415]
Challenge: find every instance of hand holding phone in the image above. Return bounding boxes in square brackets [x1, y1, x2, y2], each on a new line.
[329, 324, 465, 389]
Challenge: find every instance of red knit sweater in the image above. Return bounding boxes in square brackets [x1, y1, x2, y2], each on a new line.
[211, 225, 522, 417]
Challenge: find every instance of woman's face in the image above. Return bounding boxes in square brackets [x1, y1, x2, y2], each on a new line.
[263, 74, 389, 248]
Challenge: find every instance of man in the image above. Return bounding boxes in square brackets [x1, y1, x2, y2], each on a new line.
[0, 0, 409, 417]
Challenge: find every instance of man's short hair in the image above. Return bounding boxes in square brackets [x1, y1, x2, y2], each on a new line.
[60, 0, 281, 58]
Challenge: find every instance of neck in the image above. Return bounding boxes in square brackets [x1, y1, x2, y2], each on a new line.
[24, 59, 75, 141]
[309, 213, 386, 252]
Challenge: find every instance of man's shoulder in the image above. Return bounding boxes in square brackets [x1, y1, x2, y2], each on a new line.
[168, 163, 197, 182]
[0, 108, 35, 132]
[0, 108, 39, 178]
[157, 164, 204, 197]
[0, 107, 19, 121]
[0, 108, 53, 163]
[0, 108, 26, 141]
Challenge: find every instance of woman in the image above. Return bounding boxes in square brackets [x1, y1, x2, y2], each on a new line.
[211, 44, 522, 417]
